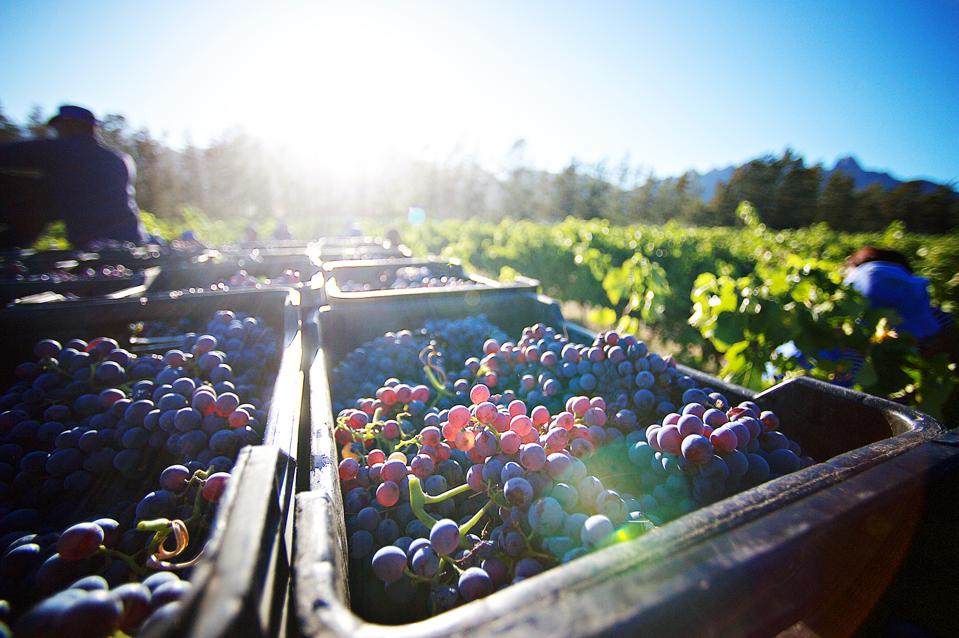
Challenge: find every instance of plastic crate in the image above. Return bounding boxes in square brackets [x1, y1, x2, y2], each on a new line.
[150, 253, 324, 306]
[0, 289, 304, 638]
[292, 298, 945, 637]
[321, 258, 540, 310]
[316, 242, 411, 263]
[0, 265, 161, 305]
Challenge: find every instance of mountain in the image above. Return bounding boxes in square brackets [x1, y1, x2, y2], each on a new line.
[822, 155, 943, 193]
[691, 155, 948, 202]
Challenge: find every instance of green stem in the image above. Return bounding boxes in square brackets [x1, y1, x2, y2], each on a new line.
[441, 555, 464, 575]
[423, 366, 452, 397]
[99, 546, 146, 577]
[423, 482, 472, 504]
[408, 476, 439, 528]
[458, 500, 493, 539]
[137, 518, 173, 533]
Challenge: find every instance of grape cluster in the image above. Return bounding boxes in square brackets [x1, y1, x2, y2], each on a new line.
[336, 383, 657, 620]
[330, 316, 506, 414]
[333, 325, 814, 622]
[339, 266, 472, 292]
[446, 326, 699, 422]
[1, 263, 138, 284]
[223, 268, 302, 289]
[0, 309, 277, 636]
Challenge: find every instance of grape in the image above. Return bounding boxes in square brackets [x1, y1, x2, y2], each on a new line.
[410, 546, 440, 577]
[680, 435, 714, 465]
[376, 481, 400, 507]
[141, 571, 180, 593]
[580, 514, 615, 547]
[349, 530, 374, 560]
[57, 523, 104, 561]
[527, 497, 565, 535]
[145, 582, 190, 613]
[0, 542, 43, 579]
[138, 601, 183, 636]
[69, 575, 109, 591]
[429, 584, 459, 613]
[111, 583, 152, 633]
[744, 453, 771, 484]
[457, 567, 493, 602]
[371, 546, 407, 583]
[429, 519, 460, 556]
[15, 590, 85, 637]
[514, 557, 544, 580]
[503, 477, 533, 507]
[519, 444, 547, 471]
[767, 448, 801, 474]
[201, 472, 230, 503]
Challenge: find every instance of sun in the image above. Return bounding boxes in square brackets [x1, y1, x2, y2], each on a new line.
[215, 4, 470, 174]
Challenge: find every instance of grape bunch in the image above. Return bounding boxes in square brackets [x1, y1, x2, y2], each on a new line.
[445, 326, 699, 422]
[330, 316, 506, 414]
[223, 268, 302, 289]
[332, 326, 815, 622]
[337, 382, 658, 621]
[339, 266, 472, 292]
[0, 309, 277, 636]
[1, 263, 138, 284]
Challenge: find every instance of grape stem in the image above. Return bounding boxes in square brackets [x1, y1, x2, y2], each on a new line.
[407, 476, 439, 528]
[440, 555, 464, 575]
[408, 477, 475, 528]
[98, 546, 147, 577]
[457, 499, 493, 539]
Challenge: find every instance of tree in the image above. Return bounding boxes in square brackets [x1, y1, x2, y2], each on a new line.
[0, 102, 22, 143]
[25, 105, 48, 139]
[771, 161, 821, 228]
[551, 161, 580, 219]
[817, 172, 856, 229]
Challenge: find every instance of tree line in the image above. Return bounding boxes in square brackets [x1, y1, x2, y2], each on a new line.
[1, 103, 956, 237]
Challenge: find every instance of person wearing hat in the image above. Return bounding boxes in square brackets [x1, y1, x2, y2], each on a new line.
[0, 104, 146, 248]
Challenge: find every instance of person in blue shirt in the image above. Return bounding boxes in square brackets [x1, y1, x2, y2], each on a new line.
[0, 104, 146, 249]
[843, 247, 955, 348]
[776, 247, 956, 389]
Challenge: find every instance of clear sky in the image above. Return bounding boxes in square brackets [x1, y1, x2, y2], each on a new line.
[1, 0, 957, 182]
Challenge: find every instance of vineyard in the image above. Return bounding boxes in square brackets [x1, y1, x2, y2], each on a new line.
[401, 206, 959, 420]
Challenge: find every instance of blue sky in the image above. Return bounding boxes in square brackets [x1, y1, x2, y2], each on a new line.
[1, 0, 957, 182]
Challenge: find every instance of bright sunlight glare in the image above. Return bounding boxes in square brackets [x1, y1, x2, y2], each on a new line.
[207, 3, 506, 175]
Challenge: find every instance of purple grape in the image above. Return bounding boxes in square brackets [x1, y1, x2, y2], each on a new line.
[141, 571, 180, 593]
[111, 582, 152, 633]
[159, 465, 190, 492]
[503, 477, 533, 507]
[371, 546, 407, 583]
[428, 519, 460, 556]
[580, 514, 614, 547]
[410, 546, 440, 577]
[151, 580, 193, 608]
[57, 522, 104, 561]
[457, 567, 493, 602]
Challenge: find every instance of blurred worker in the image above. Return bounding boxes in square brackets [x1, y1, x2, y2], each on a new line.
[385, 228, 401, 248]
[843, 247, 956, 357]
[0, 104, 145, 249]
[273, 222, 292, 240]
[776, 247, 957, 389]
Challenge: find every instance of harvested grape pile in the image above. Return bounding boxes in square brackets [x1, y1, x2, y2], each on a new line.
[329, 315, 507, 414]
[339, 266, 472, 292]
[217, 268, 302, 290]
[0, 309, 278, 636]
[332, 324, 814, 622]
[1, 262, 139, 284]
